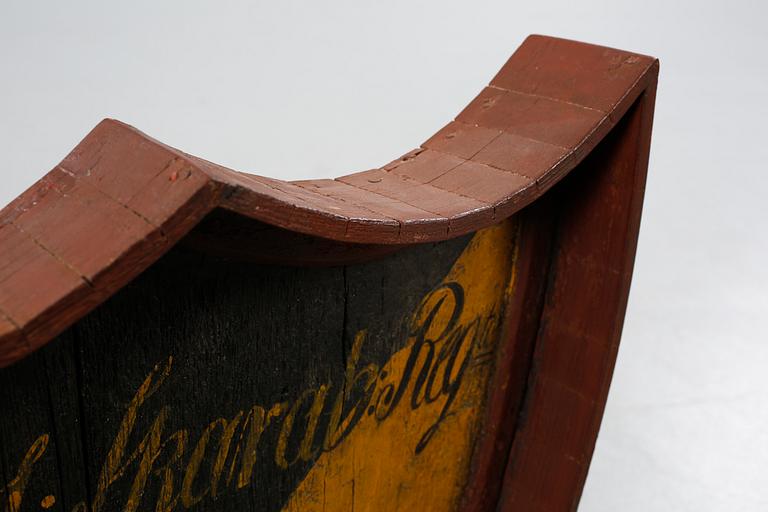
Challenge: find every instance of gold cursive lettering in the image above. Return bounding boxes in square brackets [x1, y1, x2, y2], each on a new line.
[92, 357, 173, 512]
[2, 434, 48, 512]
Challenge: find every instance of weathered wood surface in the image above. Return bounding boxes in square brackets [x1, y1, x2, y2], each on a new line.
[0, 34, 658, 511]
[1, 220, 519, 511]
[0, 35, 658, 368]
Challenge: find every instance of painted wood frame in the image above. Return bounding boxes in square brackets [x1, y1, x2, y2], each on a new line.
[0, 35, 658, 511]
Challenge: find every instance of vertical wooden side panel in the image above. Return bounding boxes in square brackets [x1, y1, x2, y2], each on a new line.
[497, 82, 657, 511]
[460, 198, 558, 512]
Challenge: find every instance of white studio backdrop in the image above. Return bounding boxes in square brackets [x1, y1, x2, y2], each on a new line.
[1, 1, 767, 510]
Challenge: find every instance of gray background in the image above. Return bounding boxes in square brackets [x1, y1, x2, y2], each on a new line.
[1, 1, 766, 510]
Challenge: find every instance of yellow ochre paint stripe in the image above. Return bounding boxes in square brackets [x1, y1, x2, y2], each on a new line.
[282, 218, 519, 512]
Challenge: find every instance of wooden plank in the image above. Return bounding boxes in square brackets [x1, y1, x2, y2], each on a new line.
[0, 35, 658, 369]
[124, 158, 213, 227]
[496, 80, 657, 512]
[60, 119, 184, 205]
[460, 199, 556, 511]
[0, 221, 518, 511]
[296, 179, 446, 242]
[0, 35, 659, 512]
[386, 149, 465, 183]
[338, 169, 491, 221]
[0, 360, 62, 512]
[0, 313, 92, 512]
[181, 210, 402, 266]
[423, 121, 501, 160]
[430, 161, 530, 204]
[253, 176, 396, 226]
[251, 175, 404, 243]
[0, 223, 87, 347]
[217, 170, 356, 241]
[285, 222, 517, 511]
[0, 314, 18, 347]
[0, 311, 25, 371]
[41, 336, 91, 511]
[70, 250, 348, 511]
[381, 148, 424, 171]
[13, 168, 160, 283]
[491, 35, 655, 112]
[298, 178, 440, 222]
[472, 131, 569, 180]
[457, 87, 605, 148]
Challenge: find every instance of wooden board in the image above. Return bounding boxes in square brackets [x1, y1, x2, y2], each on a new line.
[0, 219, 520, 512]
[0, 34, 659, 511]
[0, 35, 658, 368]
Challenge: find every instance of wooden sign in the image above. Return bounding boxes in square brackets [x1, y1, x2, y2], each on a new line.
[0, 35, 658, 511]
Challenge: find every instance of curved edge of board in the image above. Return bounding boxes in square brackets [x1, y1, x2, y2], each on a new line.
[0, 34, 658, 386]
[466, 73, 658, 512]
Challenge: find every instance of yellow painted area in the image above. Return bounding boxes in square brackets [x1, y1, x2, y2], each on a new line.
[0, 218, 518, 512]
[282, 218, 519, 512]
[92, 357, 173, 512]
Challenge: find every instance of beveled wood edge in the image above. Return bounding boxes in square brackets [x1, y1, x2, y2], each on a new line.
[206, 39, 658, 245]
[0, 34, 658, 377]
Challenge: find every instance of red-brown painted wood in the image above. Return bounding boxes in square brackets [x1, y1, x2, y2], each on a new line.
[495, 76, 658, 512]
[0, 34, 657, 362]
[0, 33, 658, 511]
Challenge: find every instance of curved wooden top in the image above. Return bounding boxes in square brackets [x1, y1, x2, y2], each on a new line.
[0, 35, 658, 367]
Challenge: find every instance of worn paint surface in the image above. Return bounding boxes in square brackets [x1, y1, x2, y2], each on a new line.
[1, 219, 518, 512]
[0, 37, 657, 512]
[282, 219, 519, 511]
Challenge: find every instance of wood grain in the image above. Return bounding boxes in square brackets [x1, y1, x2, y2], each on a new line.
[496, 76, 658, 512]
[0, 35, 657, 368]
[0, 33, 658, 512]
[0, 221, 517, 511]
